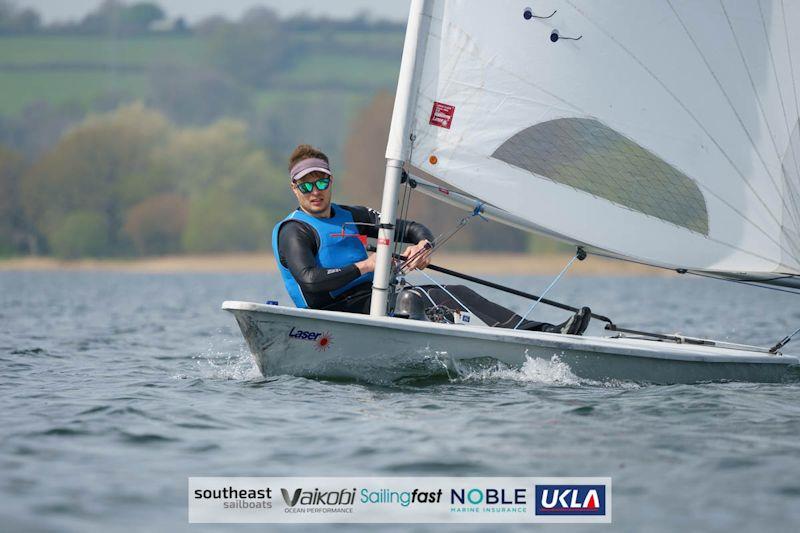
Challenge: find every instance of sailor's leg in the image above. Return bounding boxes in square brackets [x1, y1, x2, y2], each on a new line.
[543, 307, 592, 335]
[324, 285, 373, 314]
[422, 285, 590, 334]
[419, 285, 545, 329]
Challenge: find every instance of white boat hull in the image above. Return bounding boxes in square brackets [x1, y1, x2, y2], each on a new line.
[223, 302, 799, 384]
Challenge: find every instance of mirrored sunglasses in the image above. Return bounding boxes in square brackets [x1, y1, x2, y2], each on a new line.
[295, 177, 331, 194]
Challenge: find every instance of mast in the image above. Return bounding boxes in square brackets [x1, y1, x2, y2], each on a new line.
[370, 0, 428, 316]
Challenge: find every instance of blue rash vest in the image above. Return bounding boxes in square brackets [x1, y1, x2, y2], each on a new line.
[272, 204, 373, 308]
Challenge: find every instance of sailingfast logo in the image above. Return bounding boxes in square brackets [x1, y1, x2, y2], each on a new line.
[534, 484, 605, 516]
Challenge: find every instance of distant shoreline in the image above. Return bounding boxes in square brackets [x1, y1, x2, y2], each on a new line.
[0, 252, 670, 276]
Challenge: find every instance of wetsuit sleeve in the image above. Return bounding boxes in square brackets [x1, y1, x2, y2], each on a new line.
[343, 205, 434, 244]
[396, 218, 435, 244]
[277, 220, 361, 293]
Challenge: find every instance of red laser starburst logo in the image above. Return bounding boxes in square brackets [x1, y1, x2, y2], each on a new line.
[315, 332, 333, 351]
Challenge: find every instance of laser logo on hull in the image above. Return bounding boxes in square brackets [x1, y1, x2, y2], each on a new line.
[288, 327, 333, 350]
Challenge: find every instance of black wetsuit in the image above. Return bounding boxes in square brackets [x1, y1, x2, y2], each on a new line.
[276, 205, 558, 331]
[276, 205, 434, 311]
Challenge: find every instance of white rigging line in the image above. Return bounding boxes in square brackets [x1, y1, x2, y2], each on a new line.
[780, 0, 800, 124]
[758, 0, 800, 184]
[666, 1, 787, 234]
[721, 0, 800, 236]
[513, 253, 579, 330]
[778, 0, 800, 245]
[565, 0, 795, 261]
[758, 0, 800, 259]
[416, 269, 475, 316]
[709, 1, 790, 199]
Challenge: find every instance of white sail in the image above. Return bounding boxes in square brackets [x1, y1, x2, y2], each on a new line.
[386, 0, 800, 279]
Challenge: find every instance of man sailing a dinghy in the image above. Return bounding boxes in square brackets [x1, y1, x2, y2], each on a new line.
[272, 144, 591, 335]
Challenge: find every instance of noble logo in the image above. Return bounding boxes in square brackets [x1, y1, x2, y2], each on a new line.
[534, 485, 606, 516]
[450, 488, 526, 506]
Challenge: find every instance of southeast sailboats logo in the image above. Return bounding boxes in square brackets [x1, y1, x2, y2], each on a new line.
[288, 327, 333, 351]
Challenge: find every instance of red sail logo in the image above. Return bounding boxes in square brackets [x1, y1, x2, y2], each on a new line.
[429, 101, 455, 129]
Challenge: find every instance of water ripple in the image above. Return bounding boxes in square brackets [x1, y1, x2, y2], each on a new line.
[2, 271, 800, 532]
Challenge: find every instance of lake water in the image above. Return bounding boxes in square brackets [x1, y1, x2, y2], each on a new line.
[1, 270, 799, 532]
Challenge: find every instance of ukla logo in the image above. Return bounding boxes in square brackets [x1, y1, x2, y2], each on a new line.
[534, 485, 605, 516]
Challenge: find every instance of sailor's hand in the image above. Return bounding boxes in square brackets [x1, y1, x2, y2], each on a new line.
[356, 252, 377, 275]
[402, 239, 432, 271]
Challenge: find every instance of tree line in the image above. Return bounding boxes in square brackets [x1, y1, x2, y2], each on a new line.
[0, 0, 173, 35]
[0, 2, 548, 257]
[0, 0, 403, 36]
[0, 94, 546, 259]
[0, 2, 404, 162]
[0, 103, 289, 257]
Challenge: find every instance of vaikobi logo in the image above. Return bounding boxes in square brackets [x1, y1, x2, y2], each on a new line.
[280, 487, 356, 514]
[534, 484, 606, 516]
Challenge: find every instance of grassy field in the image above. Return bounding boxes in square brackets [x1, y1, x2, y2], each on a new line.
[0, 70, 148, 115]
[0, 35, 203, 115]
[0, 32, 402, 117]
[273, 53, 399, 88]
[0, 35, 206, 66]
[253, 88, 373, 117]
[291, 30, 404, 49]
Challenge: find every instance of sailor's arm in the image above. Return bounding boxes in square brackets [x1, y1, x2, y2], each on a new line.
[394, 215, 434, 270]
[354, 252, 376, 275]
[278, 221, 369, 293]
[343, 205, 434, 244]
[396, 218, 434, 244]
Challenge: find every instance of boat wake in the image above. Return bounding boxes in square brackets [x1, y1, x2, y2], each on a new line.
[454, 352, 641, 388]
[192, 346, 261, 381]
[188, 342, 640, 387]
[455, 354, 581, 385]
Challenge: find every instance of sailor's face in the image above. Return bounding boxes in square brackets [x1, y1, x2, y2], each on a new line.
[293, 171, 333, 217]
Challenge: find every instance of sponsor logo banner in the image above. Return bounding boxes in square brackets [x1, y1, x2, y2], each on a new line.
[189, 477, 611, 524]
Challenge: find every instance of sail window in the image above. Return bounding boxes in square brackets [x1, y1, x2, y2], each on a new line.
[492, 117, 709, 235]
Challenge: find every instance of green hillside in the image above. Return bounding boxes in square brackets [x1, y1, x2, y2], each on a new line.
[0, 35, 206, 66]
[0, 71, 146, 114]
[0, 22, 540, 259]
[0, 32, 402, 116]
